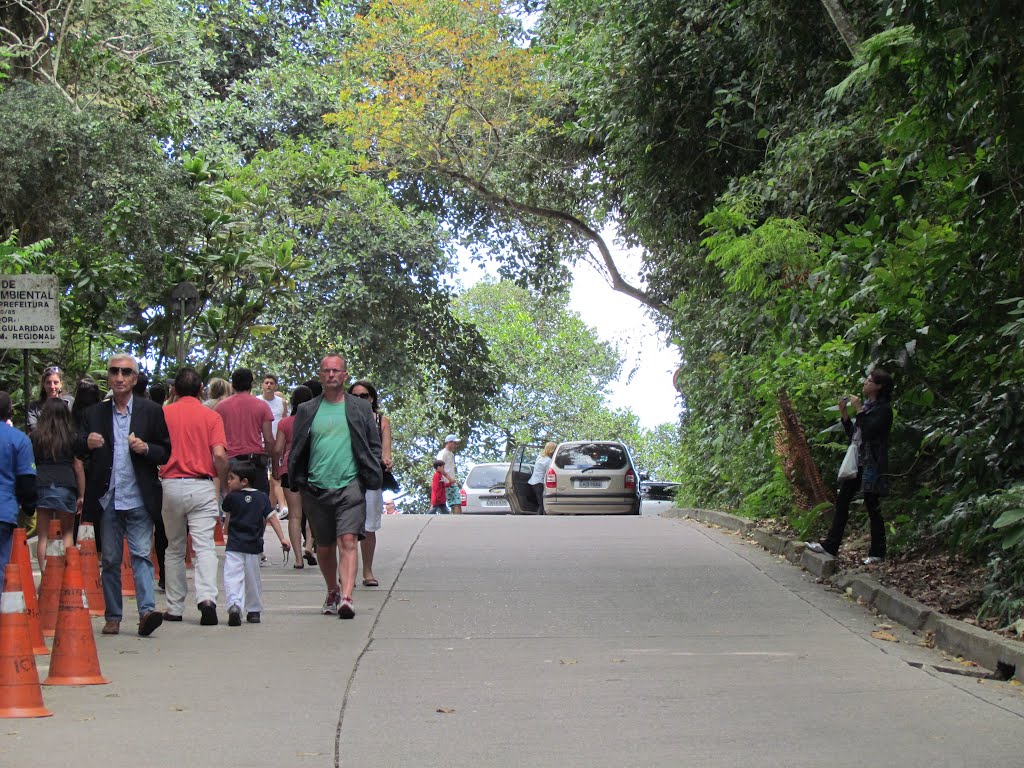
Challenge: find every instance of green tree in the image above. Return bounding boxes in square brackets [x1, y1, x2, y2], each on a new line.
[453, 279, 622, 460]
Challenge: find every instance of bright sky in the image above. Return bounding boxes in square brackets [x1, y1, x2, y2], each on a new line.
[460, 243, 681, 430]
[567, 250, 680, 429]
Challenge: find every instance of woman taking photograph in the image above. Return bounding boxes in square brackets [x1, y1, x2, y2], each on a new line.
[807, 368, 894, 564]
[30, 398, 85, 569]
[348, 379, 392, 587]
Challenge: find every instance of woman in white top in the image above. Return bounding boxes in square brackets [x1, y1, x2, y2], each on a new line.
[527, 442, 557, 515]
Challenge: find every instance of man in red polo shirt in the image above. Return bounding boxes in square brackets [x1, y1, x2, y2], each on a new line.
[160, 367, 228, 625]
[215, 368, 274, 495]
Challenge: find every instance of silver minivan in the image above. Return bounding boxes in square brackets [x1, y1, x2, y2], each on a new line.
[504, 441, 640, 515]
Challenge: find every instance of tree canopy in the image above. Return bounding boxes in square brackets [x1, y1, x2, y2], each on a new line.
[2, 0, 1022, 621]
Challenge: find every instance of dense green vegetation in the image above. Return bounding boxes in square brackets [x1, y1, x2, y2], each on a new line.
[2, 1, 1021, 620]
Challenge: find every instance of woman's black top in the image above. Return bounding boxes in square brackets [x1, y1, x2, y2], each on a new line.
[842, 400, 893, 496]
[33, 443, 77, 488]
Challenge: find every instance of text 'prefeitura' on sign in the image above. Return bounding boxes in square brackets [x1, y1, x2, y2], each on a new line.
[0, 274, 61, 349]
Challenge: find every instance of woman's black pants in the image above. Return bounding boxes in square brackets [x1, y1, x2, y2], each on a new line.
[823, 474, 885, 558]
[532, 483, 545, 514]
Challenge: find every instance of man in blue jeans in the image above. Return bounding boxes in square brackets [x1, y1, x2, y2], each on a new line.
[0, 391, 36, 593]
[79, 354, 171, 637]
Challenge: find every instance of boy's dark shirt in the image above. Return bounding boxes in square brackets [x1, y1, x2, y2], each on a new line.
[222, 488, 272, 554]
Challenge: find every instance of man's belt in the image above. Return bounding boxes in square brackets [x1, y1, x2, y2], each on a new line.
[231, 453, 267, 464]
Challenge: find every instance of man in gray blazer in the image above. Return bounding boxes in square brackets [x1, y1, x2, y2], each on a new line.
[288, 353, 381, 619]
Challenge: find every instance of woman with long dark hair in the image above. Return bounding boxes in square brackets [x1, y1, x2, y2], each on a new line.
[348, 379, 392, 587]
[808, 368, 894, 564]
[274, 386, 317, 568]
[30, 398, 85, 569]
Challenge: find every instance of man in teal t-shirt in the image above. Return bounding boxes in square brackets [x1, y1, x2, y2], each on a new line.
[309, 400, 358, 490]
[286, 354, 382, 620]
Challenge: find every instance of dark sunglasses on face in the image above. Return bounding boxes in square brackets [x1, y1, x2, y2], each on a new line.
[108, 366, 137, 377]
[353, 392, 371, 400]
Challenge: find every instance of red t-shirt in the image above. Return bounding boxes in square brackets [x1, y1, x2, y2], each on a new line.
[215, 393, 273, 457]
[277, 415, 295, 470]
[160, 396, 227, 479]
[431, 470, 449, 506]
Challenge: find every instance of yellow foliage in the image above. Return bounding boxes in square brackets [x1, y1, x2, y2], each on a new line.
[327, 0, 558, 178]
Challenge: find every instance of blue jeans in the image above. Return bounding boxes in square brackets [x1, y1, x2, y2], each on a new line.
[100, 504, 156, 621]
[0, 521, 14, 594]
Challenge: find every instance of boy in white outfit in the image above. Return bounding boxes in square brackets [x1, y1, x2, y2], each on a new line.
[222, 460, 289, 625]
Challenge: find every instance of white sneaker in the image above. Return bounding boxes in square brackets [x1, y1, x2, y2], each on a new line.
[278, 506, 289, 521]
[862, 556, 885, 565]
[804, 541, 829, 555]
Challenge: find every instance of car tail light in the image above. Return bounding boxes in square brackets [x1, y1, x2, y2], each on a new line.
[459, 488, 467, 506]
[545, 468, 557, 488]
[625, 470, 636, 490]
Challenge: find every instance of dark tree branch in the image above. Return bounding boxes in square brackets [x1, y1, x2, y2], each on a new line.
[444, 170, 675, 319]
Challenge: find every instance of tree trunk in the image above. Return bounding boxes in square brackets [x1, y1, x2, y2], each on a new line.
[819, 0, 860, 57]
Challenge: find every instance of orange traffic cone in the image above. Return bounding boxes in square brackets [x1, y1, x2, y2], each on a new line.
[0, 563, 52, 718]
[121, 539, 135, 597]
[36, 530, 65, 638]
[214, 519, 225, 545]
[44, 548, 109, 686]
[11, 529, 47, 655]
[78, 522, 105, 617]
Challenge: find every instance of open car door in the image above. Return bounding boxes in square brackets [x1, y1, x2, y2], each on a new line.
[505, 443, 543, 514]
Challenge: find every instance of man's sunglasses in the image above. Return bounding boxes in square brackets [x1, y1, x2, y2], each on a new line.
[108, 366, 137, 377]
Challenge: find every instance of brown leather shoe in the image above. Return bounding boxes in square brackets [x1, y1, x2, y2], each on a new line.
[101, 620, 120, 635]
[137, 610, 164, 637]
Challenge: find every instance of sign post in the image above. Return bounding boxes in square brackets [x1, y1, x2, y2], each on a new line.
[0, 275, 62, 427]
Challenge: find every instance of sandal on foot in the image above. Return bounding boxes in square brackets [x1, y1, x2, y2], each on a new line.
[303, 551, 318, 566]
[362, 578, 379, 587]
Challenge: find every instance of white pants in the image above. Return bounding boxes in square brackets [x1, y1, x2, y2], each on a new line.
[223, 551, 262, 613]
[161, 478, 219, 614]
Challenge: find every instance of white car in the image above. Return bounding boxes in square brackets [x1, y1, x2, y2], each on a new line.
[460, 463, 512, 514]
[640, 481, 681, 515]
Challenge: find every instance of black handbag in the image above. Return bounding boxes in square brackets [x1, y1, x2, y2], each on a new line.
[381, 466, 400, 492]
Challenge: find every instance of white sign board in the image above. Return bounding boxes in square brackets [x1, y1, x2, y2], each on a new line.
[0, 274, 61, 349]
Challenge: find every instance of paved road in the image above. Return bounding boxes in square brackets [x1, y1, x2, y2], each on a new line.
[3, 515, 1023, 767]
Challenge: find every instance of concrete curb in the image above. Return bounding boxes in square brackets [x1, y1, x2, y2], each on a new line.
[667, 506, 1024, 682]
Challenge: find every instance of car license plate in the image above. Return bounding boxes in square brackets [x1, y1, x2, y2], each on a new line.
[483, 499, 507, 506]
[575, 479, 606, 489]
